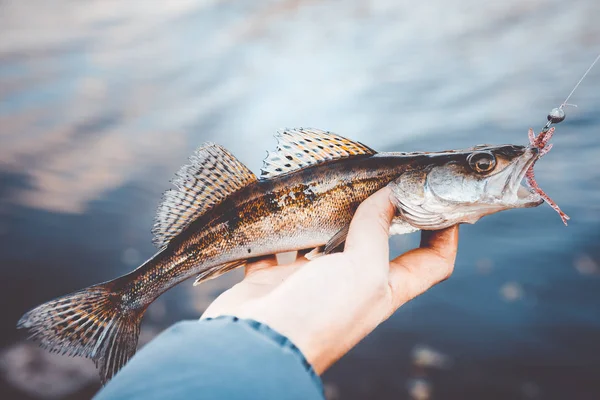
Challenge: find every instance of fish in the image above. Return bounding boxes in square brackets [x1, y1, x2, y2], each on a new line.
[17, 128, 549, 384]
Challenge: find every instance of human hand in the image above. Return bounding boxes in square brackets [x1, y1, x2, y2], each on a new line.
[200, 187, 459, 374]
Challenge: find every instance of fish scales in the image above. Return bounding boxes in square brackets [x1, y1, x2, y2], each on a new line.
[121, 155, 416, 301]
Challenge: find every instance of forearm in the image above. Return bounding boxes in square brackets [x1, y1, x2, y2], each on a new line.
[94, 317, 324, 400]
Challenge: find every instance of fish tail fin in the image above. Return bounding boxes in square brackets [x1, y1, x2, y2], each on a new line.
[17, 278, 144, 384]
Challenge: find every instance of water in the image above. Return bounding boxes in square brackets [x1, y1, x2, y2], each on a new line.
[1, 1, 600, 399]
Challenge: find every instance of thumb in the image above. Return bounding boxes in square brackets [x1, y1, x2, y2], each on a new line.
[387, 225, 459, 309]
[344, 187, 395, 267]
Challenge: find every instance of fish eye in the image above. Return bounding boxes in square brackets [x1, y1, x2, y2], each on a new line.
[467, 151, 496, 173]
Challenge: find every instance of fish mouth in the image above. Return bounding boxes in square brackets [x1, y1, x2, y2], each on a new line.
[511, 147, 544, 207]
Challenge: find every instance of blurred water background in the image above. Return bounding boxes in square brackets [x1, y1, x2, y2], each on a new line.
[1, 0, 599, 399]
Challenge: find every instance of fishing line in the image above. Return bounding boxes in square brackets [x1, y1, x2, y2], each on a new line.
[560, 52, 600, 109]
[542, 52, 600, 132]
[526, 53, 600, 225]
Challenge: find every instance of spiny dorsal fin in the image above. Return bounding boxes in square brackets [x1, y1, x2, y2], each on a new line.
[260, 128, 376, 178]
[152, 144, 257, 248]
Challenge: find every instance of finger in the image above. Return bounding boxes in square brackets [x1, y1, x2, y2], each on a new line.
[244, 253, 310, 284]
[387, 225, 459, 310]
[344, 187, 395, 266]
[244, 255, 278, 277]
[276, 251, 299, 265]
[420, 225, 459, 262]
[244, 250, 310, 277]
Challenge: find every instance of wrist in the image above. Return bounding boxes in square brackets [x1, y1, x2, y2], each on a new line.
[235, 297, 385, 375]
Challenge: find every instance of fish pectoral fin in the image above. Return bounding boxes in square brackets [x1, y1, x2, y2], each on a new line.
[152, 144, 257, 249]
[193, 260, 246, 286]
[305, 246, 324, 260]
[324, 225, 350, 255]
[304, 226, 350, 261]
[260, 128, 376, 178]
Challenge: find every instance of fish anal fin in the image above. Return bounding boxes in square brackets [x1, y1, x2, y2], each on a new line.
[260, 128, 376, 178]
[193, 260, 246, 286]
[152, 144, 257, 249]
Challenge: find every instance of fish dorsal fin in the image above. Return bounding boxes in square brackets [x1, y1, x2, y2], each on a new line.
[152, 143, 257, 248]
[260, 128, 376, 178]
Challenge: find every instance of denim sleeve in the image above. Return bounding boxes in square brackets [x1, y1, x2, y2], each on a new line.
[94, 316, 325, 400]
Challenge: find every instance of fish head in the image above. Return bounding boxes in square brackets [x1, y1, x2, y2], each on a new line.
[389, 144, 543, 229]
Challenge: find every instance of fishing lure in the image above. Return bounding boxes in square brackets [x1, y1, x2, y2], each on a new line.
[524, 52, 600, 225]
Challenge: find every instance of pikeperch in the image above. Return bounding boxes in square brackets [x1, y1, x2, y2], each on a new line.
[18, 128, 550, 384]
